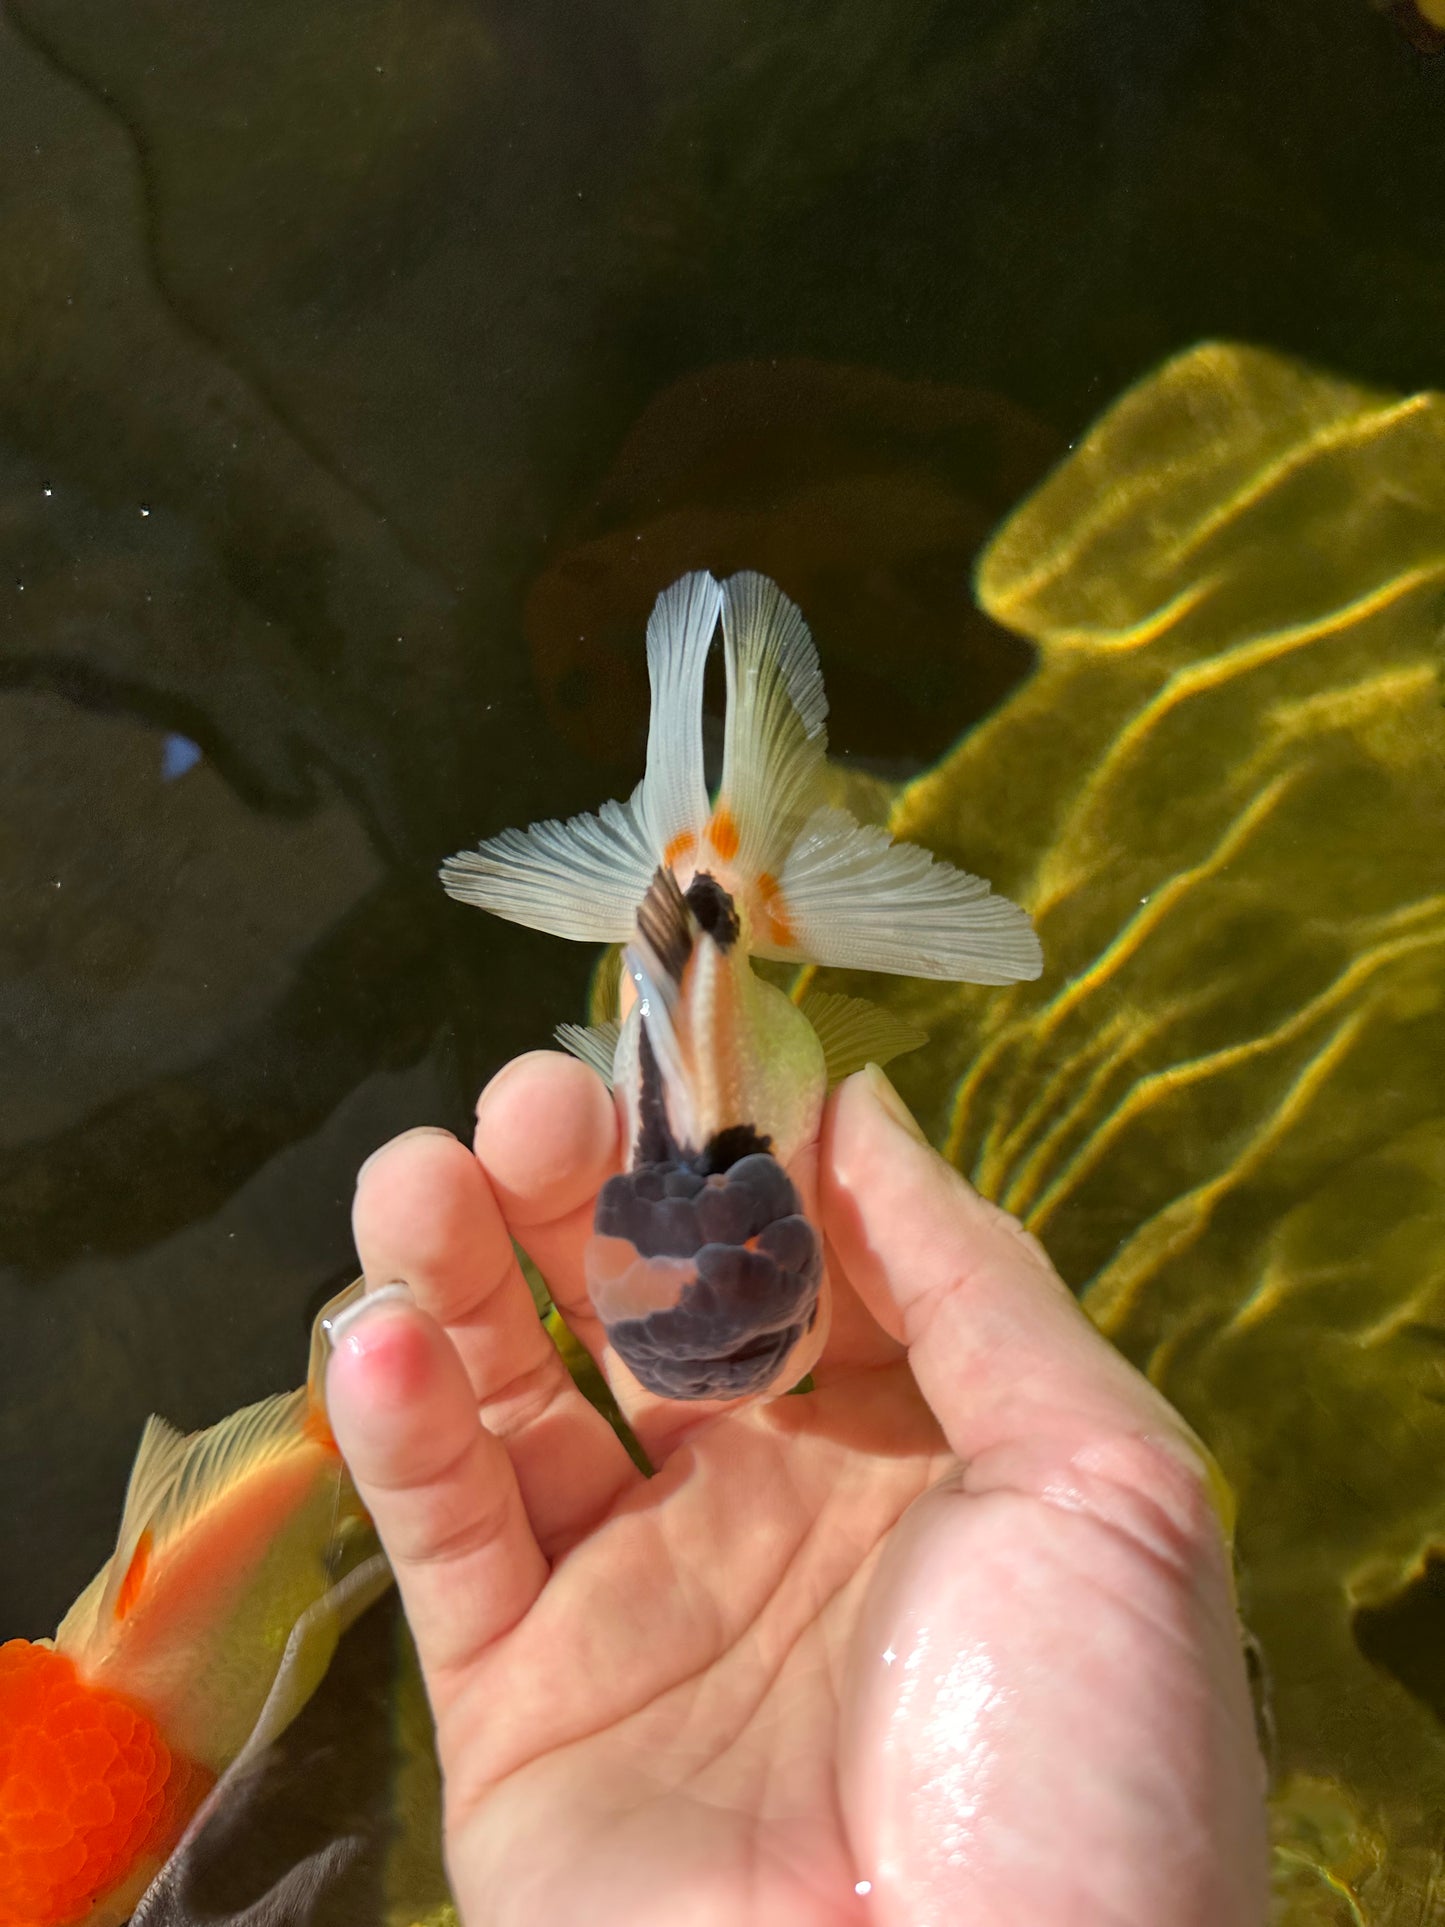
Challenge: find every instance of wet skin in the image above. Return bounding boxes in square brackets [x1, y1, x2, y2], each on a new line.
[326, 1055, 1269, 1927]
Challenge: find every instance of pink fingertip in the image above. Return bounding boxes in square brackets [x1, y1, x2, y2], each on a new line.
[326, 1289, 437, 1415]
[474, 1050, 618, 1227]
[356, 1124, 457, 1185]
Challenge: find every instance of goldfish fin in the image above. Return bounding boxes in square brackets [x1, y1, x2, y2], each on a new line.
[66, 1415, 189, 1647]
[440, 791, 658, 944]
[797, 987, 929, 1085]
[153, 1393, 313, 1553]
[53, 1563, 108, 1654]
[130, 1549, 393, 1924]
[555, 1018, 621, 1086]
[634, 571, 721, 854]
[440, 574, 721, 942]
[634, 862, 694, 988]
[624, 867, 696, 1133]
[766, 808, 1044, 984]
[225, 1549, 392, 1769]
[61, 1394, 316, 1660]
[714, 573, 829, 876]
[303, 1276, 369, 1448]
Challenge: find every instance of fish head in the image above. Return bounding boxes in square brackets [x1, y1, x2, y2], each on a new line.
[0, 1637, 205, 1927]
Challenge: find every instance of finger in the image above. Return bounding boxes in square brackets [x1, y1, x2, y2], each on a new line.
[821, 1066, 1212, 1485]
[786, 1141, 907, 1383]
[472, 1052, 624, 1370]
[325, 1287, 547, 1685]
[472, 1051, 617, 1348]
[353, 1124, 640, 1554]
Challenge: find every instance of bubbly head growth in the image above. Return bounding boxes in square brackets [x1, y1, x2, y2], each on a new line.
[443, 571, 1041, 1400]
[0, 1641, 191, 1927]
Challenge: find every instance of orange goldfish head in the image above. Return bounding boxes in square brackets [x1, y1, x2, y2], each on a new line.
[0, 1640, 205, 1927]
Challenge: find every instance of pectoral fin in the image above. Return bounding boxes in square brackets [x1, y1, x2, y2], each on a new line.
[555, 1019, 621, 1086]
[225, 1550, 393, 1770]
[796, 987, 929, 1084]
[127, 1552, 391, 1927]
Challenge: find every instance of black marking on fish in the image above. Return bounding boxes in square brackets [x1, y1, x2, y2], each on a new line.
[696, 1122, 771, 1175]
[685, 872, 740, 951]
[630, 1025, 771, 1174]
[637, 866, 693, 987]
[634, 1025, 680, 1169]
[595, 1150, 822, 1399]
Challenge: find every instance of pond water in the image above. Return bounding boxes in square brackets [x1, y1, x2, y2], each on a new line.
[4, 2, 1445, 1921]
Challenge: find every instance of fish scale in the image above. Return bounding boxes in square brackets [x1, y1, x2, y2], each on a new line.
[593, 1151, 824, 1399]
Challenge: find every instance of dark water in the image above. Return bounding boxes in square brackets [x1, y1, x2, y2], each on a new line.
[4, 0, 1445, 1912]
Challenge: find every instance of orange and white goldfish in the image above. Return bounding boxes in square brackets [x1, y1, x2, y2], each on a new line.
[0, 1285, 388, 1927]
[443, 571, 1041, 1402]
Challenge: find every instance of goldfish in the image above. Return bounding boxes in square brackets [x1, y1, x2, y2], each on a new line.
[443, 571, 1041, 1402]
[0, 1284, 389, 1927]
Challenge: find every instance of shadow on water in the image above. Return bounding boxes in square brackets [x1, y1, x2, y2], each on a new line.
[5, 0, 1445, 1919]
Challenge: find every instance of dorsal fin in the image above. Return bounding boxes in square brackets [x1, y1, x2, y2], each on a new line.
[53, 1414, 186, 1655]
[625, 868, 696, 1136]
[635, 864, 694, 991]
[82, 1393, 311, 1638]
[152, 1393, 311, 1554]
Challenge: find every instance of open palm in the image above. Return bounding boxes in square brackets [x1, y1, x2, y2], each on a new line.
[326, 1057, 1268, 1927]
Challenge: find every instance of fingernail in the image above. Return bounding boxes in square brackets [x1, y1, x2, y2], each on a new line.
[474, 1051, 548, 1117]
[323, 1279, 415, 1352]
[861, 1063, 930, 1146]
[357, 1125, 455, 1184]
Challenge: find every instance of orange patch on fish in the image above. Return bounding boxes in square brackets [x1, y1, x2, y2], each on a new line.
[756, 871, 796, 949]
[706, 807, 740, 861]
[663, 829, 697, 868]
[0, 1640, 208, 1927]
[302, 1399, 340, 1456]
[114, 1529, 153, 1622]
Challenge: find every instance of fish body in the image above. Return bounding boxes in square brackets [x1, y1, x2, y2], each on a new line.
[0, 1287, 383, 1927]
[443, 570, 1042, 1401]
[592, 868, 829, 1398]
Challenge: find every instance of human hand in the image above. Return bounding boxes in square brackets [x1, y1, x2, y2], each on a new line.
[325, 1055, 1269, 1927]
